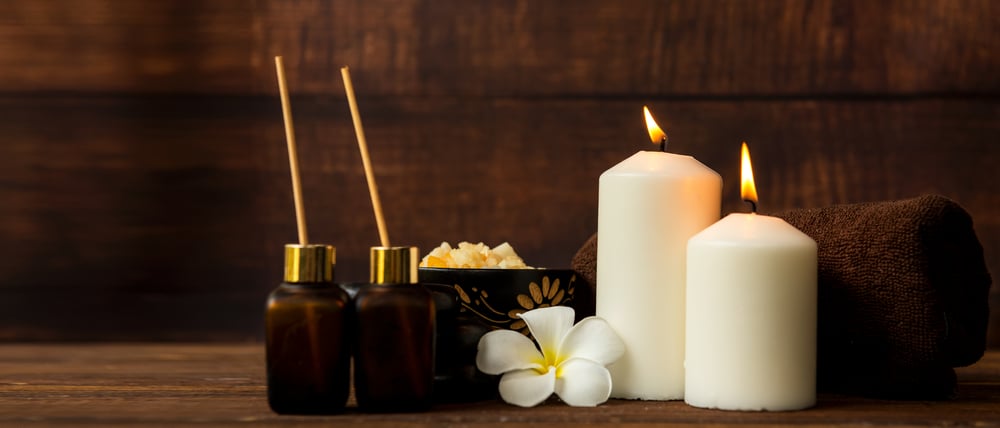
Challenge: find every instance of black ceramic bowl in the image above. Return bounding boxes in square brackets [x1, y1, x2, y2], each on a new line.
[418, 267, 593, 334]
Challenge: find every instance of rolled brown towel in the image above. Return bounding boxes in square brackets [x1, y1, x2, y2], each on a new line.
[571, 194, 992, 399]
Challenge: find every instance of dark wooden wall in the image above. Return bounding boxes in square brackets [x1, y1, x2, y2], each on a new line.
[1, 1, 997, 345]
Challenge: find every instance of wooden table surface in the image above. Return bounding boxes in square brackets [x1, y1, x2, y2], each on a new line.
[0, 344, 997, 427]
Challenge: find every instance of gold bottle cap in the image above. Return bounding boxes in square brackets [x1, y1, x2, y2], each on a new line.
[370, 246, 418, 284]
[284, 244, 336, 283]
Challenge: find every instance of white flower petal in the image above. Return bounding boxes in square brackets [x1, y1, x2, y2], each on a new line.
[498, 367, 556, 407]
[554, 358, 613, 407]
[557, 316, 625, 366]
[519, 306, 575, 365]
[476, 329, 544, 375]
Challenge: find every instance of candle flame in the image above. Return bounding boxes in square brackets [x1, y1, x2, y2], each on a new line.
[643, 106, 667, 147]
[741, 142, 758, 208]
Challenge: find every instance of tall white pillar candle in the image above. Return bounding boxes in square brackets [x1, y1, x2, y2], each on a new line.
[685, 213, 817, 409]
[597, 151, 721, 400]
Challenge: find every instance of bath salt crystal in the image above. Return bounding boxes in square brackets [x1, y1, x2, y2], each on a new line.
[419, 241, 532, 269]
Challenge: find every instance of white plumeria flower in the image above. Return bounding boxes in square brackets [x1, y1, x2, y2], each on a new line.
[476, 306, 625, 407]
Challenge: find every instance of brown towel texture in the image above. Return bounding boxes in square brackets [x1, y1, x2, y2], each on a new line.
[571, 194, 992, 399]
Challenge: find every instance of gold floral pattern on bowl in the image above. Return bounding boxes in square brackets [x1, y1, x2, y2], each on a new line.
[419, 268, 579, 336]
[508, 276, 572, 333]
[454, 275, 575, 335]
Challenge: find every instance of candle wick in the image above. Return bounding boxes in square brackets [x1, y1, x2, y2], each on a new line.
[659, 137, 667, 152]
[744, 199, 758, 214]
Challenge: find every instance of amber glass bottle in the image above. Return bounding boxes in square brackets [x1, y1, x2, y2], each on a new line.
[354, 246, 436, 412]
[265, 244, 351, 414]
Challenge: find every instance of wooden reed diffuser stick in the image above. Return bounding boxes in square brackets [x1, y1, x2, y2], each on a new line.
[275, 57, 321, 376]
[274, 56, 309, 245]
[341, 66, 390, 248]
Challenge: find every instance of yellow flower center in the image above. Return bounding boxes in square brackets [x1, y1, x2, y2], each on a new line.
[536, 365, 559, 377]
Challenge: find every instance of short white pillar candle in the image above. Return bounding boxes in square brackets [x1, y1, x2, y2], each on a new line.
[684, 143, 818, 411]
